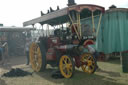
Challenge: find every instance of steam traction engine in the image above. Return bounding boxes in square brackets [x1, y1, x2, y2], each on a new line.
[23, 1, 104, 78]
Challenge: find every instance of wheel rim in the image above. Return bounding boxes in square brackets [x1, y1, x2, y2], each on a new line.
[59, 55, 73, 78]
[81, 53, 95, 74]
[29, 42, 42, 72]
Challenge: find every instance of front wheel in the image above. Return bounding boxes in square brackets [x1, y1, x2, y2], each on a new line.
[59, 55, 75, 78]
[80, 53, 97, 74]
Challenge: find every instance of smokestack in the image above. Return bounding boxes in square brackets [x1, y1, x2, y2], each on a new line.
[67, 0, 76, 6]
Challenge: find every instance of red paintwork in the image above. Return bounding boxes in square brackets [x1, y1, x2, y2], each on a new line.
[81, 61, 87, 66]
[72, 40, 79, 45]
[74, 56, 81, 68]
[46, 37, 95, 67]
[46, 37, 67, 61]
[46, 34, 95, 68]
[68, 4, 105, 13]
[83, 40, 94, 47]
[47, 37, 60, 48]
[46, 48, 56, 61]
[47, 37, 59, 61]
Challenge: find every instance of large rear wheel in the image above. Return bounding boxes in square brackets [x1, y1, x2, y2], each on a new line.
[80, 53, 97, 74]
[59, 55, 75, 78]
[29, 42, 46, 72]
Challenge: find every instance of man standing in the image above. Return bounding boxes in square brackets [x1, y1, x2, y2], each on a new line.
[0, 42, 8, 65]
[0, 45, 3, 64]
[25, 37, 31, 65]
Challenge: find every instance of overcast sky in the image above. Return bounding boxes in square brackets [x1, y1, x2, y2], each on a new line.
[0, 0, 128, 27]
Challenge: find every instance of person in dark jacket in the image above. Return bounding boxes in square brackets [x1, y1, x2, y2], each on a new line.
[25, 38, 31, 65]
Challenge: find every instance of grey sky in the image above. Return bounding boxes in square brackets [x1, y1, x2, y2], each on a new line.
[0, 0, 128, 26]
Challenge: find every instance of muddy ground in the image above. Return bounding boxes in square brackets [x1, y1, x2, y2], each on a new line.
[0, 56, 128, 85]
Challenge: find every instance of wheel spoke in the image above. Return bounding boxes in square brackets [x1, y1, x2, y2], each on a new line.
[62, 64, 66, 69]
[64, 59, 67, 64]
[67, 63, 72, 69]
[67, 68, 71, 75]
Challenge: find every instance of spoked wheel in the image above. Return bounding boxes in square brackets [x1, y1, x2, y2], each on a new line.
[59, 55, 75, 78]
[29, 42, 46, 72]
[80, 53, 97, 74]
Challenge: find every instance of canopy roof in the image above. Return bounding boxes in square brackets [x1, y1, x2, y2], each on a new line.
[0, 27, 36, 32]
[23, 4, 104, 26]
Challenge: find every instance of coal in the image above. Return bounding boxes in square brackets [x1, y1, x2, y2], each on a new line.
[51, 70, 64, 79]
[2, 68, 32, 77]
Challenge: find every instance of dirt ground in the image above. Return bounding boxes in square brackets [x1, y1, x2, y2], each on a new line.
[0, 56, 128, 85]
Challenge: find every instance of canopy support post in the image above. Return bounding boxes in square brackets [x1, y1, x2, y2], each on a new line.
[96, 13, 102, 37]
[47, 24, 50, 37]
[32, 24, 36, 40]
[78, 13, 81, 38]
[68, 14, 80, 40]
[42, 25, 44, 37]
[92, 12, 95, 34]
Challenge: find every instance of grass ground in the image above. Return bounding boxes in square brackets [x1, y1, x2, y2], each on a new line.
[0, 57, 128, 85]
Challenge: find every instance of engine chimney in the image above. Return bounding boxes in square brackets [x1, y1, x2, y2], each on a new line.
[67, 0, 76, 6]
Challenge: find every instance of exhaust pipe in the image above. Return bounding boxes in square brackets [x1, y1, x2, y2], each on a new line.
[67, 0, 76, 6]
